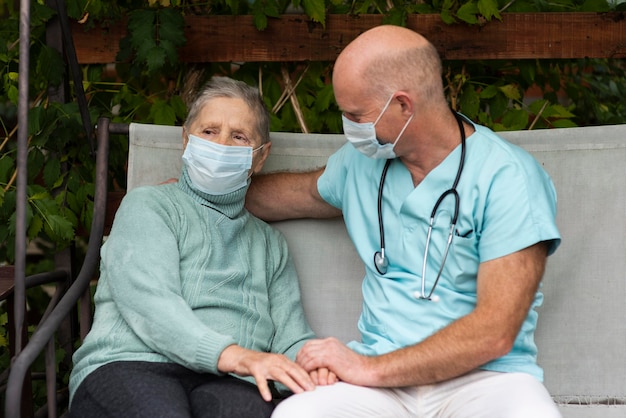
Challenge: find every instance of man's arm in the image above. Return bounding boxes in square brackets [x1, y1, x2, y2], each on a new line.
[246, 169, 341, 221]
[296, 242, 549, 386]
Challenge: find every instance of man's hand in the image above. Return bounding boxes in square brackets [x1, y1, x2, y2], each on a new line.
[296, 338, 373, 386]
[218, 345, 315, 401]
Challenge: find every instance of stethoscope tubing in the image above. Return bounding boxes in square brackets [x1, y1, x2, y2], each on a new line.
[374, 112, 467, 301]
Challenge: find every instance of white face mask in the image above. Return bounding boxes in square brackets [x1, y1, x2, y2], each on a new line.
[342, 94, 414, 159]
[182, 134, 264, 195]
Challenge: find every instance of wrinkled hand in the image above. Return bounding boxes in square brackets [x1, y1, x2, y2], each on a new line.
[309, 367, 338, 386]
[296, 338, 372, 386]
[218, 345, 315, 401]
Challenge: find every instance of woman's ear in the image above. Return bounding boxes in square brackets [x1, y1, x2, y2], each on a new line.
[182, 127, 189, 149]
[251, 141, 272, 175]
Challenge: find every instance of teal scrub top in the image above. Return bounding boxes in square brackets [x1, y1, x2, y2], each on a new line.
[317, 122, 561, 381]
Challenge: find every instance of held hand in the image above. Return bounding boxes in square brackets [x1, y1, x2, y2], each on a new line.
[309, 367, 338, 386]
[218, 345, 315, 402]
[297, 338, 373, 386]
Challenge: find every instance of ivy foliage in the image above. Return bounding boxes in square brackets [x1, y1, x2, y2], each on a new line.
[1, 0, 625, 266]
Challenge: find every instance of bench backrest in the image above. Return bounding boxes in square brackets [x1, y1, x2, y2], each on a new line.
[127, 123, 626, 415]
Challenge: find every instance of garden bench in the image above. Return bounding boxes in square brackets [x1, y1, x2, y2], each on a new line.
[127, 122, 626, 418]
[5, 120, 626, 417]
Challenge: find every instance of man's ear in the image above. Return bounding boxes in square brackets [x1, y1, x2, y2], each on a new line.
[395, 91, 414, 117]
[252, 141, 272, 175]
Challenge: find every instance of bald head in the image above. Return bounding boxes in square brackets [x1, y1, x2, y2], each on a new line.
[333, 25, 446, 109]
[338, 25, 430, 64]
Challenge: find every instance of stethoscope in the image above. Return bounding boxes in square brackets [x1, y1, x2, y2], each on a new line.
[373, 112, 466, 302]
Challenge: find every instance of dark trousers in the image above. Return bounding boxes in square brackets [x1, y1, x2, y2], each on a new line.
[69, 361, 275, 418]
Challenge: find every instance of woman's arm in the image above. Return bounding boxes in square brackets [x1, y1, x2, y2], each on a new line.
[103, 188, 235, 373]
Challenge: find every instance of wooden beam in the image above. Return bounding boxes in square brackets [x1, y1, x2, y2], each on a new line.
[72, 12, 626, 64]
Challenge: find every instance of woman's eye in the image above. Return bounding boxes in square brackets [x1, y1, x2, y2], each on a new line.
[233, 134, 249, 143]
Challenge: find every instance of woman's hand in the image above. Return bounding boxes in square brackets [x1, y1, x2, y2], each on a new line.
[309, 367, 338, 386]
[296, 337, 372, 385]
[218, 345, 315, 402]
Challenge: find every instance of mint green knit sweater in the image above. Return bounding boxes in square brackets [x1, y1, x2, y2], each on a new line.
[69, 168, 315, 402]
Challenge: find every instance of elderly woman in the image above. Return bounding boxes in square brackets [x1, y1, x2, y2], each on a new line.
[69, 77, 316, 418]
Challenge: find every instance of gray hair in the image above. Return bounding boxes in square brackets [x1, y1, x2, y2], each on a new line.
[365, 42, 447, 108]
[184, 76, 270, 143]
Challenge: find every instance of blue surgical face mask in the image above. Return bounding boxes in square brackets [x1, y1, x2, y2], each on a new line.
[342, 94, 414, 159]
[182, 134, 264, 195]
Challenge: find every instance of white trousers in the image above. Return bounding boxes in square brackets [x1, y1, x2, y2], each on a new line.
[272, 371, 561, 418]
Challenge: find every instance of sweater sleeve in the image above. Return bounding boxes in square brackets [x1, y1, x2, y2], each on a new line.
[101, 186, 236, 374]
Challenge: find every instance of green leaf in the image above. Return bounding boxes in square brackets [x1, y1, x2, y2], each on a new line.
[411, 4, 436, 13]
[313, 83, 335, 113]
[253, 10, 268, 30]
[7, 85, 18, 105]
[128, 10, 156, 49]
[457, 1, 479, 24]
[158, 8, 186, 47]
[501, 109, 529, 130]
[149, 99, 177, 125]
[169, 95, 187, 121]
[528, 99, 549, 115]
[498, 84, 521, 101]
[28, 106, 45, 136]
[36, 45, 65, 87]
[145, 47, 167, 75]
[30, 1, 56, 26]
[28, 215, 43, 240]
[580, 0, 610, 11]
[440, 9, 457, 24]
[43, 158, 61, 189]
[479, 84, 499, 99]
[302, 0, 326, 26]
[546, 104, 575, 118]
[518, 61, 537, 86]
[46, 214, 75, 242]
[63, 190, 80, 214]
[383, 8, 407, 26]
[550, 118, 578, 128]
[29, 191, 51, 203]
[159, 39, 179, 65]
[477, 0, 501, 20]
[459, 85, 480, 119]
[0, 155, 14, 184]
[9, 205, 33, 238]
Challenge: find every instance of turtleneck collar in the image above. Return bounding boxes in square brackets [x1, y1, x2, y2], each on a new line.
[178, 166, 248, 219]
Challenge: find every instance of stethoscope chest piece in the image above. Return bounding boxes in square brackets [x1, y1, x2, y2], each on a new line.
[374, 250, 388, 275]
[413, 291, 440, 302]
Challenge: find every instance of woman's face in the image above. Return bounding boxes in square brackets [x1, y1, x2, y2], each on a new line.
[184, 96, 271, 175]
